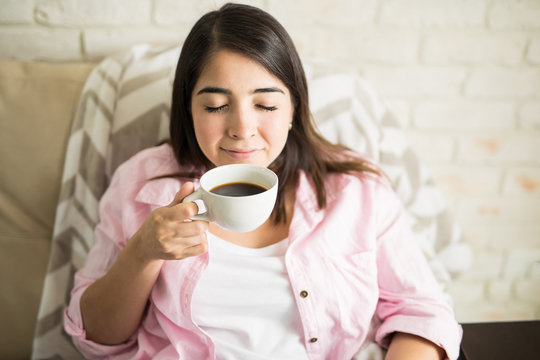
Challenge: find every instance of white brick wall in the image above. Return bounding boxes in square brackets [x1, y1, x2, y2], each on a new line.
[466, 68, 540, 98]
[529, 37, 540, 64]
[489, 0, 540, 29]
[521, 102, 540, 128]
[379, 0, 486, 27]
[35, 0, 152, 25]
[423, 31, 527, 65]
[1, 0, 539, 323]
[0, 0, 33, 23]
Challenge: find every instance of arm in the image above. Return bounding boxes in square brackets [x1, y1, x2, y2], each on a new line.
[386, 333, 445, 360]
[80, 242, 163, 345]
[80, 182, 208, 345]
[373, 183, 462, 359]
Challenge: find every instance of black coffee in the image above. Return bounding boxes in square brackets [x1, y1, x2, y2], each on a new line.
[210, 182, 267, 197]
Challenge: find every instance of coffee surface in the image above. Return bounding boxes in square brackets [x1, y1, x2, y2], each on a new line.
[210, 182, 267, 197]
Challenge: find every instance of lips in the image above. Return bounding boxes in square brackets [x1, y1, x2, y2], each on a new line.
[221, 147, 260, 160]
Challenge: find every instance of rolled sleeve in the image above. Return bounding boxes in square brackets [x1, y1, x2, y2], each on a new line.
[63, 161, 139, 358]
[63, 228, 139, 358]
[62, 145, 190, 358]
[64, 273, 137, 359]
[373, 184, 462, 360]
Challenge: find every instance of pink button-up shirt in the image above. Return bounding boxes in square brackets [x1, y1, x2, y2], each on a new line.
[64, 144, 462, 359]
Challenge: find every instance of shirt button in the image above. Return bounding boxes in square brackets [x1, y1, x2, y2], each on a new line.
[310, 337, 318, 343]
[300, 290, 308, 298]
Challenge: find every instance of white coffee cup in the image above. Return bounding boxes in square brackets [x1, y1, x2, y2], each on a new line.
[182, 164, 278, 232]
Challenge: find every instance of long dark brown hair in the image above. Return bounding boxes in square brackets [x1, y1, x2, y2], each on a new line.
[169, 3, 381, 223]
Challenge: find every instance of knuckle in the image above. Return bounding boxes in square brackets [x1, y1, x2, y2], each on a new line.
[199, 240, 209, 253]
[155, 228, 168, 244]
[162, 253, 176, 260]
[178, 251, 190, 260]
[174, 247, 190, 260]
[151, 210, 166, 224]
[184, 203, 199, 218]
[193, 221, 208, 233]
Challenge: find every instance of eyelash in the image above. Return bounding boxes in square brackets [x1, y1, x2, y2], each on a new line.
[257, 105, 277, 112]
[205, 105, 227, 113]
[204, 105, 277, 113]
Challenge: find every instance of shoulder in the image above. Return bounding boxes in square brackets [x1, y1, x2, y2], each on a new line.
[96, 144, 183, 239]
[325, 171, 391, 200]
[321, 147, 386, 195]
[324, 171, 404, 223]
[110, 143, 180, 186]
[100, 143, 181, 209]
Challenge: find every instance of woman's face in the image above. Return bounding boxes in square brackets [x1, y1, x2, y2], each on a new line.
[191, 49, 294, 168]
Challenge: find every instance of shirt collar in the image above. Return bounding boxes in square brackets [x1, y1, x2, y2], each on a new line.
[291, 171, 354, 232]
[135, 176, 201, 207]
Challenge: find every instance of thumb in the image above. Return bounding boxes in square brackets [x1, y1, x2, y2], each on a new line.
[168, 181, 195, 207]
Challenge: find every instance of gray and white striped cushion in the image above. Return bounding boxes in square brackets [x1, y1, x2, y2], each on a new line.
[32, 44, 470, 359]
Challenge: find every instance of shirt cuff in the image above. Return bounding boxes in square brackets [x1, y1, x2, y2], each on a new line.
[375, 314, 463, 360]
[64, 285, 137, 358]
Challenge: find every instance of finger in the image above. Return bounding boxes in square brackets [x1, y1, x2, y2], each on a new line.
[179, 239, 209, 259]
[172, 220, 209, 239]
[163, 231, 208, 260]
[161, 200, 201, 222]
[160, 234, 207, 260]
[151, 199, 199, 224]
[168, 182, 195, 207]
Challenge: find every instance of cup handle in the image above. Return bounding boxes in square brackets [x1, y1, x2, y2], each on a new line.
[182, 188, 211, 222]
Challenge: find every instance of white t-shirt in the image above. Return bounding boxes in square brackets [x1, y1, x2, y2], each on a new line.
[191, 232, 309, 360]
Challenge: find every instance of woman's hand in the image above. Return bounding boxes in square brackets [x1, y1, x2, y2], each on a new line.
[81, 182, 208, 345]
[129, 182, 209, 262]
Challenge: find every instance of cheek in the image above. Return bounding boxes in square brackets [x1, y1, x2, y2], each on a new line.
[193, 114, 220, 148]
[266, 112, 292, 146]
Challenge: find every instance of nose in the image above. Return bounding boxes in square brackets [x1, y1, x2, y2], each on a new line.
[227, 104, 257, 139]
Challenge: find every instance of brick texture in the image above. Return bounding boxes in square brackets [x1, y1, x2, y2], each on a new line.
[489, 0, 540, 29]
[83, 28, 184, 60]
[520, 102, 540, 129]
[465, 68, 540, 99]
[0, 0, 34, 24]
[35, 0, 151, 26]
[363, 66, 467, 97]
[422, 30, 527, 65]
[527, 37, 540, 64]
[379, 0, 486, 28]
[414, 101, 515, 129]
[0, 0, 538, 323]
[0, 28, 80, 60]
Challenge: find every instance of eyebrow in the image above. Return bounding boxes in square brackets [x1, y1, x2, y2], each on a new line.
[196, 86, 285, 95]
[196, 87, 231, 95]
[253, 87, 285, 94]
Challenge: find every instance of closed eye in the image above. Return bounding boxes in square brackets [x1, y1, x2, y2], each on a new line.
[205, 105, 228, 113]
[256, 105, 277, 112]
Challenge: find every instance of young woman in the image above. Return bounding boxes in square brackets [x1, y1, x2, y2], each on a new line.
[65, 3, 462, 359]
